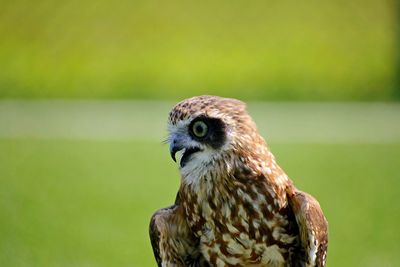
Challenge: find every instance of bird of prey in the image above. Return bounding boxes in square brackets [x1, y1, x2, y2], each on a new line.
[150, 96, 328, 267]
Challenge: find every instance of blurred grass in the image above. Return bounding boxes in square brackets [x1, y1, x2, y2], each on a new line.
[1, 139, 399, 267]
[0, 0, 398, 100]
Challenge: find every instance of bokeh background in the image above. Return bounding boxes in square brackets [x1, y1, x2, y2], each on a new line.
[1, 0, 400, 100]
[1, 0, 399, 266]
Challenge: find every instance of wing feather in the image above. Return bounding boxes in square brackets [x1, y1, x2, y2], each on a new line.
[149, 204, 207, 267]
[288, 189, 328, 267]
[150, 207, 172, 267]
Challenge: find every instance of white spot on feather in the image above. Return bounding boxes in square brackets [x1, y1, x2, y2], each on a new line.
[308, 234, 318, 267]
[261, 245, 285, 266]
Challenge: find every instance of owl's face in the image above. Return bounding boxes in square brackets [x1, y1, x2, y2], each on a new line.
[167, 96, 259, 182]
[168, 114, 230, 169]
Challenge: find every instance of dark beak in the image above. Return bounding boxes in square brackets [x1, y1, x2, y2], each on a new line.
[169, 142, 184, 162]
[169, 135, 201, 167]
[170, 146, 178, 162]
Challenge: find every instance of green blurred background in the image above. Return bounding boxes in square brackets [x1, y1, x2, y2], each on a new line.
[0, 0, 399, 100]
[1, 1, 400, 267]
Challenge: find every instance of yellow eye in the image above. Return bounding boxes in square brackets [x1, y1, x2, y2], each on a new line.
[192, 121, 208, 138]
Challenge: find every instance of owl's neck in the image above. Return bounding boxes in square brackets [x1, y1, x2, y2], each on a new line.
[178, 152, 291, 238]
[179, 145, 290, 210]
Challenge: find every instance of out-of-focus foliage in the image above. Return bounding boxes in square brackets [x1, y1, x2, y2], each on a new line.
[0, 0, 398, 100]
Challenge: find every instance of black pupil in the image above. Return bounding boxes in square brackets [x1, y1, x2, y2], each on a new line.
[196, 125, 204, 134]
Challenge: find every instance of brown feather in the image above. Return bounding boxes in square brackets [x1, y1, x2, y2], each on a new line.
[150, 95, 328, 267]
[287, 184, 329, 267]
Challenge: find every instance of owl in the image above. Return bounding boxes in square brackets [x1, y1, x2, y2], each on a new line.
[150, 96, 328, 267]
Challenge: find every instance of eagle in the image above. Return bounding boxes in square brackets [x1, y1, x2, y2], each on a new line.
[149, 96, 328, 267]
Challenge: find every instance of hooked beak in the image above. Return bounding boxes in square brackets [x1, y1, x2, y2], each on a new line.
[169, 143, 182, 163]
[169, 136, 201, 167]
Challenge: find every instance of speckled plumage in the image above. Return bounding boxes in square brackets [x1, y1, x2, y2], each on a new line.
[150, 96, 328, 267]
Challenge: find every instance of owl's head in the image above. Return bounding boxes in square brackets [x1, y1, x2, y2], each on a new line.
[167, 96, 267, 183]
